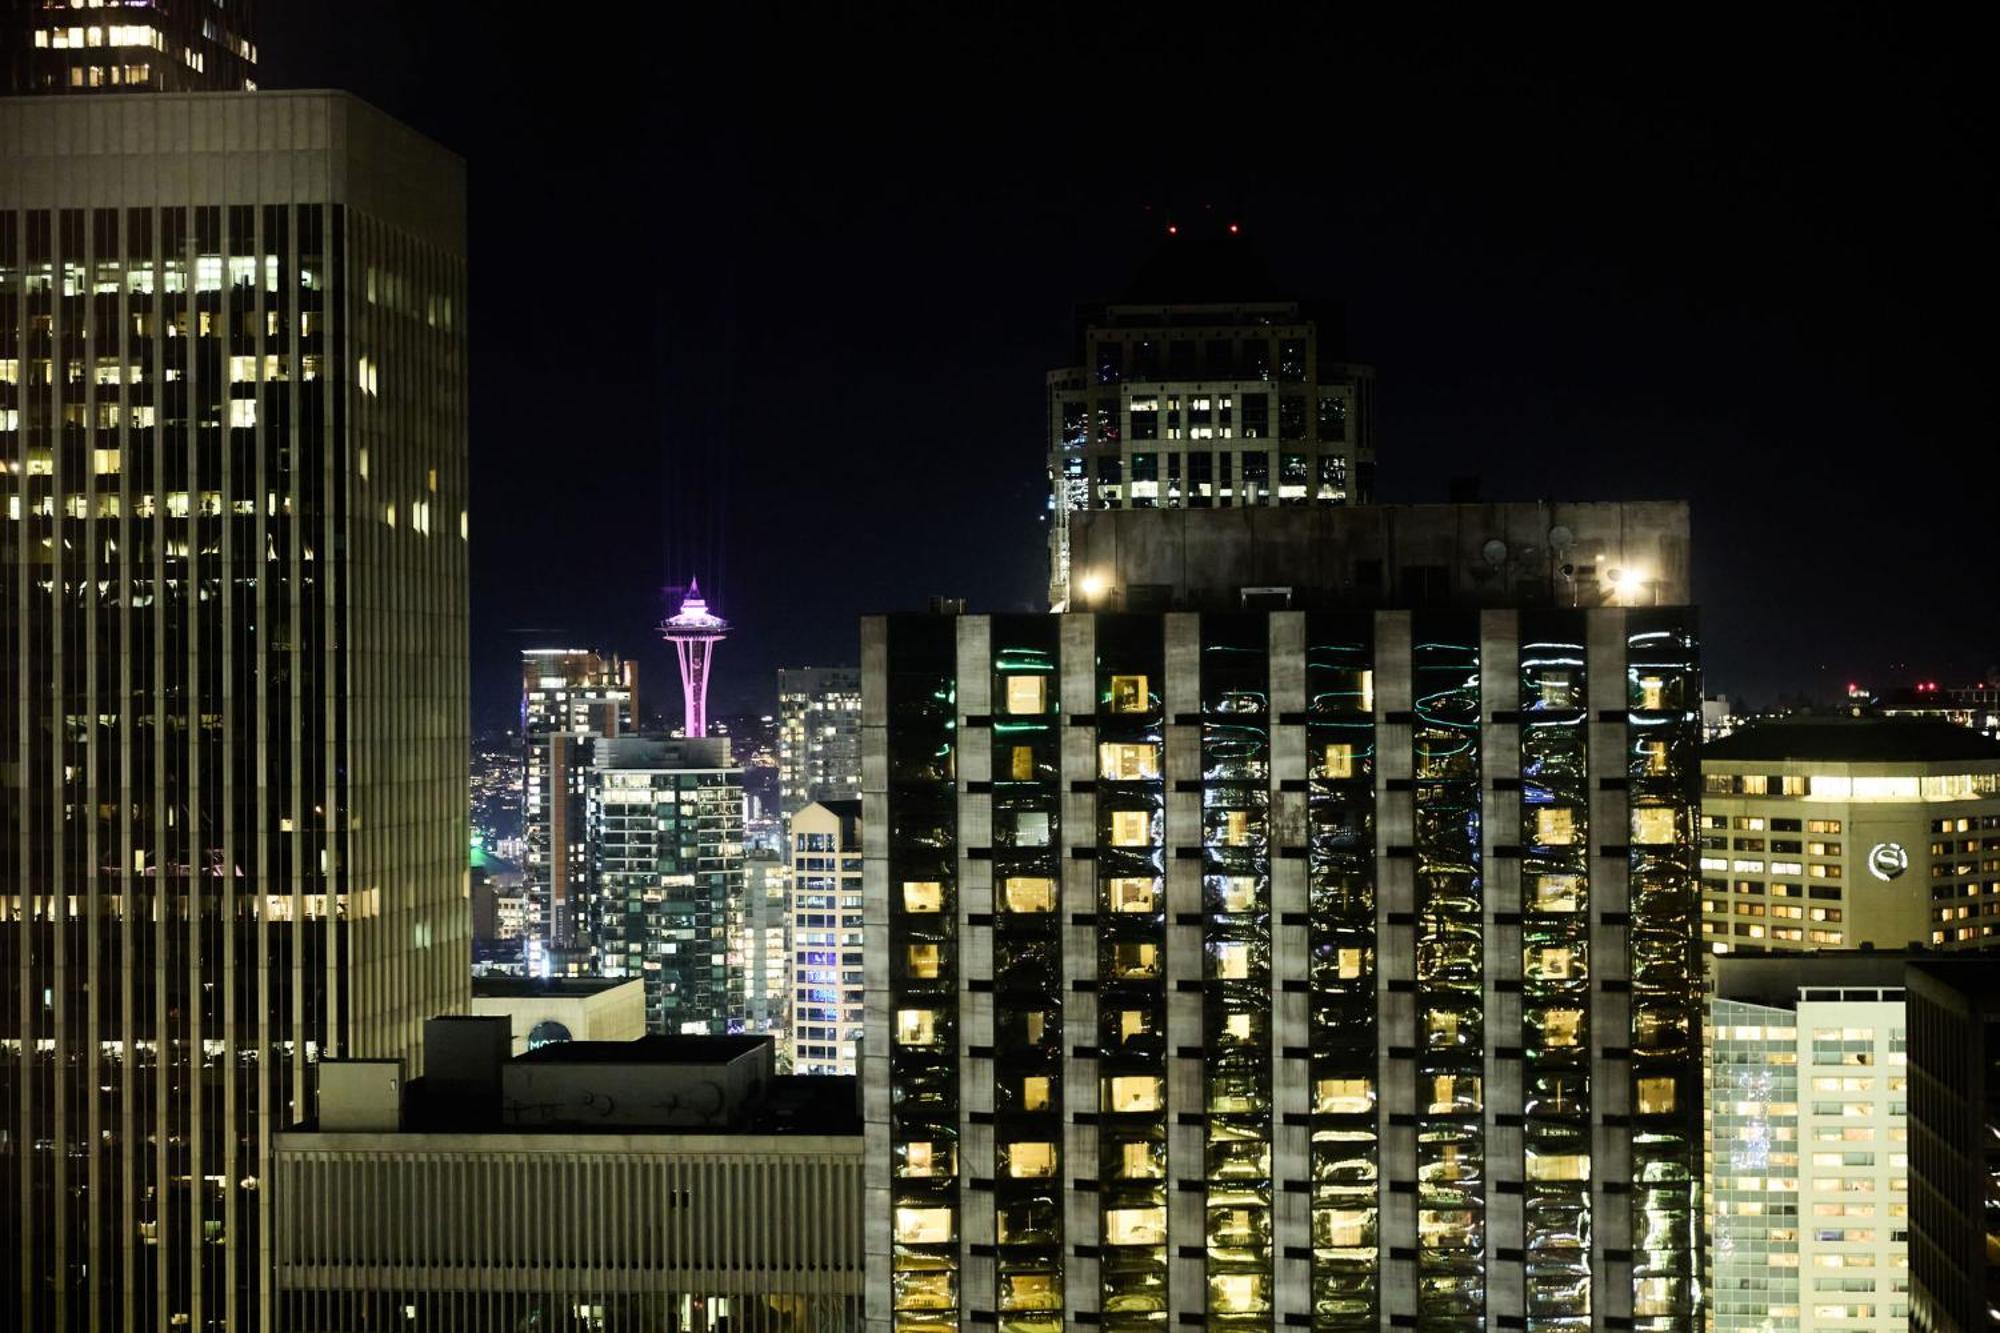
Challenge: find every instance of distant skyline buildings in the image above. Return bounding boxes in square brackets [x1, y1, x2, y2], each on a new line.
[778, 665, 863, 832]
[1699, 719, 2000, 955]
[518, 648, 637, 971]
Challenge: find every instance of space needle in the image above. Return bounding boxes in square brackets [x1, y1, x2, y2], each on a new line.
[658, 578, 729, 738]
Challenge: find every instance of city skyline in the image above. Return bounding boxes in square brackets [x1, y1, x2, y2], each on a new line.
[7, 7, 1998, 1332]
[252, 6, 1995, 725]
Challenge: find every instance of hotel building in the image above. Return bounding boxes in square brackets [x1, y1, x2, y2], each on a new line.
[0, 91, 468, 1330]
[1699, 719, 2000, 954]
[865, 502, 1703, 1332]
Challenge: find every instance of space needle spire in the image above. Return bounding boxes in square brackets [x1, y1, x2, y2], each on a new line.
[658, 579, 729, 738]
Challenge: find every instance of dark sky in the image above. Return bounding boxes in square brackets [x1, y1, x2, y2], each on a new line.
[260, 5, 1998, 730]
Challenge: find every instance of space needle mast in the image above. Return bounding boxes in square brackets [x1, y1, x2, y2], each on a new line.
[658, 578, 729, 738]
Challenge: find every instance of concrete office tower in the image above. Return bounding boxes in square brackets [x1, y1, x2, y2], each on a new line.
[588, 735, 746, 1034]
[1045, 233, 1376, 609]
[520, 648, 637, 969]
[3, 0, 256, 96]
[865, 502, 1703, 1333]
[0, 92, 468, 1331]
[1905, 960, 2000, 1333]
[272, 1024, 865, 1331]
[791, 799, 865, 1076]
[779, 665, 864, 827]
[1700, 719, 2000, 955]
[1708, 953, 1913, 1333]
[743, 847, 793, 1036]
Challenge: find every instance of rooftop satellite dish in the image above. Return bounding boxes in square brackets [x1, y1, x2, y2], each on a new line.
[1548, 525, 1574, 550]
[1481, 539, 1507, 567]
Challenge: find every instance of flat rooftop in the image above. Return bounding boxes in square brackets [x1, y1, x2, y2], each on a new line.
[1707, 717, 2000, 765]
[471, 976, 636, 1000]
[512, 1034, 771, 1065]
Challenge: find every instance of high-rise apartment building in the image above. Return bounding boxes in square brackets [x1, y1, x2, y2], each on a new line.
[1045, 235, 1376, 608]
[791, 799, 864, 1076]
[1708, 953, 1913, 1333]
[0, 91, 468, 1331]
[520, 648, 636, 969]
[1905, 960, 2000, 1333]
[780, 665, 863, 827]
[587, 735, 746, 1034]
[1700, 719, 2000, 955]
[865, 502, 1702, 1333]
[3, 0, 257, 96]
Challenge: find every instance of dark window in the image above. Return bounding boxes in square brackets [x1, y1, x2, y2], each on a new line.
[1168, 340, 1197, 377]
[1060, 399, 1088, 447]
[1129, 405, 1158, 440]
[1096, 340, 1123, 385]
[1318, 394, 1348, 441]
[1096, 399, 1119, 442]
[1279, 395, 1307, 441]
[1241, 393, 1269, 439]
[1279, 338, 1307, 382]
[1205, 339, 1233, 375]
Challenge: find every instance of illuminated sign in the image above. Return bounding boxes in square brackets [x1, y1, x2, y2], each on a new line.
[1867, 842, 1909, 881]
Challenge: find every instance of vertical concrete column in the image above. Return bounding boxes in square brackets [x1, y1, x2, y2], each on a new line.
[1372, 610, 1419, 1314]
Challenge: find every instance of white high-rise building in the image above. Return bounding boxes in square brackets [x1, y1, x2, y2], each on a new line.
[789, 800, 864, 1075]
[1708, 953, 1914, 1333]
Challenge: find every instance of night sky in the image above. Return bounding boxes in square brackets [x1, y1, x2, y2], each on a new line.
[260, 6, 1997, 730]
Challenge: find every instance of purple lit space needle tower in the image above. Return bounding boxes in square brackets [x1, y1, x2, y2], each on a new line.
[659, 578, 729, 737]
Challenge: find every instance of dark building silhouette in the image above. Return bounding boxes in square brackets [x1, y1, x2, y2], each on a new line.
[1907, 960, 2000, 1333]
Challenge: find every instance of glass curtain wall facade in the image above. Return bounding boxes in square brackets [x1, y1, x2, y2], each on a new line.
[587, 736, 746, 1034]
[864, 607, 1702, 1333]
[0, 93, 469, 1332]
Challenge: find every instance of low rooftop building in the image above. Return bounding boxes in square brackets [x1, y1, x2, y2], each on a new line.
[273, 1021, 861, 1332]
